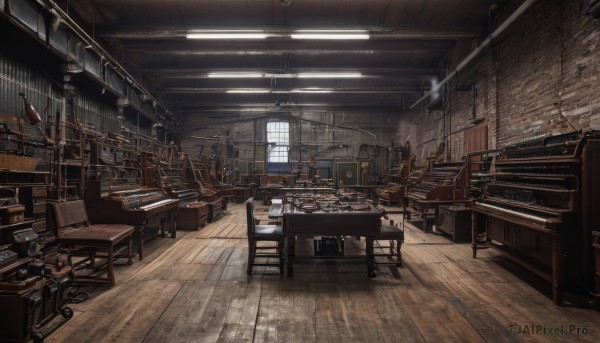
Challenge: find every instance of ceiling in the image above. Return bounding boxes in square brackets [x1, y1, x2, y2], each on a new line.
[65, 0, 510, 117]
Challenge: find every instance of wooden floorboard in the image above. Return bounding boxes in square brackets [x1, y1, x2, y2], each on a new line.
[47, 202, 600, 343]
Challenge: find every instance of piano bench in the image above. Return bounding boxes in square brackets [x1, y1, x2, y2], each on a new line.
[58, 224, 135, 287]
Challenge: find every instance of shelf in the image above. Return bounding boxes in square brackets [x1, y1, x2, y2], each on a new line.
[0, 219, 35, 230]
[0, 170, 48, 175]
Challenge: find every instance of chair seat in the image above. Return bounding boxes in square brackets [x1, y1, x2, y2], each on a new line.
[377, 225, 404, 239]
[59, 224, 135, 244]
[255, 224, 283, 236]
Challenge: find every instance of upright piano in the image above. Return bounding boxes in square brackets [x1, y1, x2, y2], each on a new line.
[85, 180, 179, 260]
[162, 179, 200, 205]
[471, 130, 600, 304]
[404, 160, 467, 232]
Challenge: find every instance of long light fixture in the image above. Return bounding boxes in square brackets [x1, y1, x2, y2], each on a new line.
[186, 29, 370, 40]
[187, 30, 270, 39]
[208, 72, 265, 78]
[297, 72, 362, 78]
[290, 88, 333, 93]
[226, 89, 270, 93]
[291, 29, 369, 40]
[229, 88, 333, 94]
[208, 72, 363, 78]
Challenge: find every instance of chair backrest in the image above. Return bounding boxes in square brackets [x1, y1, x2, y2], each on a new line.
[246, 197, 255, 235]
[51, 200, 91, 232]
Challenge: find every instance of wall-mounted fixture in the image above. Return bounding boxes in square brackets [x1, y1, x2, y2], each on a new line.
[18, 93, 54, 145]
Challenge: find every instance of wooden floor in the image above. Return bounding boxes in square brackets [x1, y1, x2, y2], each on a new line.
[46, 202, 600, 343]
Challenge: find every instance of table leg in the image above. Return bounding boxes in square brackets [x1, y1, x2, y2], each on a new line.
[471, 211, 478, 258]
[170, 212, 177, 238]
[286, 236, 295, 277]
[366, 237, 376, 278]
[137, 225, 144, 261]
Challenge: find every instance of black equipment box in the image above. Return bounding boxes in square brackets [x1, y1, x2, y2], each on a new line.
[314, 236, 344, 256]
[12, 228, 39, 257]
[437, 205, 471, 242]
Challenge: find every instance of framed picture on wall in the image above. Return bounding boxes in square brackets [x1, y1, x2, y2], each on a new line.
[336, 162, 359, 186]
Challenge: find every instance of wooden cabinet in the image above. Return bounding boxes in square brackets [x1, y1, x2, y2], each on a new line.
[437, 205, 471, 242]
[176, 201, 209, 230]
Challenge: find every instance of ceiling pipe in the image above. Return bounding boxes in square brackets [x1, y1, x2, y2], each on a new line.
[40, 0, 170, 121]
[410, 0, 539, 110]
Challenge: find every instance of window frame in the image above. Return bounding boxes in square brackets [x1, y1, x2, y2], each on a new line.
[266, 121, 290, 163]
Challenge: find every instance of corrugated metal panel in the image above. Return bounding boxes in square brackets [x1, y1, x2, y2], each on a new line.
[84, 50, 102, 80]
[8, 0, 39, 33]
[0, 50, 63, 168]
[75, 92, 118, 134]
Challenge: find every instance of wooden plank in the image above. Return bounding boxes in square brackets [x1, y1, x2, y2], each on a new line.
[49, 280, 183, 343]
[395, 283, 486, 343]
[47, 201, 600, 343]
[253, 277, 282, 342]
[217, 277, 262, 342]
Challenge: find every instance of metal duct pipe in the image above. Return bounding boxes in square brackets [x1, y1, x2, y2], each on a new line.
[410, 0, 539, 110]
[40, 0, 164, 116]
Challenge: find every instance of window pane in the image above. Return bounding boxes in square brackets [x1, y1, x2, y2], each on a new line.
[267, 121, 289, 163]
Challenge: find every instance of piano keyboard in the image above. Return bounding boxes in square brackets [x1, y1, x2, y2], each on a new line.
[139, 199, 175, 210]
[476, 202, 549, 223]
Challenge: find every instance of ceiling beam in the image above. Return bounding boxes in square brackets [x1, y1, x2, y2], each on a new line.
[125, 48, 447, 56]
[161, 87, 420, 94]
[176, 105, 410, 115]
[96, 27, 481, 40]
[138, 67, 439, 77]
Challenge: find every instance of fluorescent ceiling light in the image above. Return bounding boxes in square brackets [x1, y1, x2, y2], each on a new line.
[208, 72, 265, 78]
[226, 89, 270, 93]
[298, 72, 362, 78]
[187, 30, 269, 39]
[291, 88, 333, 93]
[208, 72, 363, 78]
[291, 30, 369, 40]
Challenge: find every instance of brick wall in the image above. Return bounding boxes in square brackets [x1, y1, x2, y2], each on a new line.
[401, 0, 600, 165]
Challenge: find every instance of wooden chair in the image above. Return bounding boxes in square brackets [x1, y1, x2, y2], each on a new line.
[51, 200, 135, 286]
[368, 210, 404, 267]
[246, 197, 285, 275]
